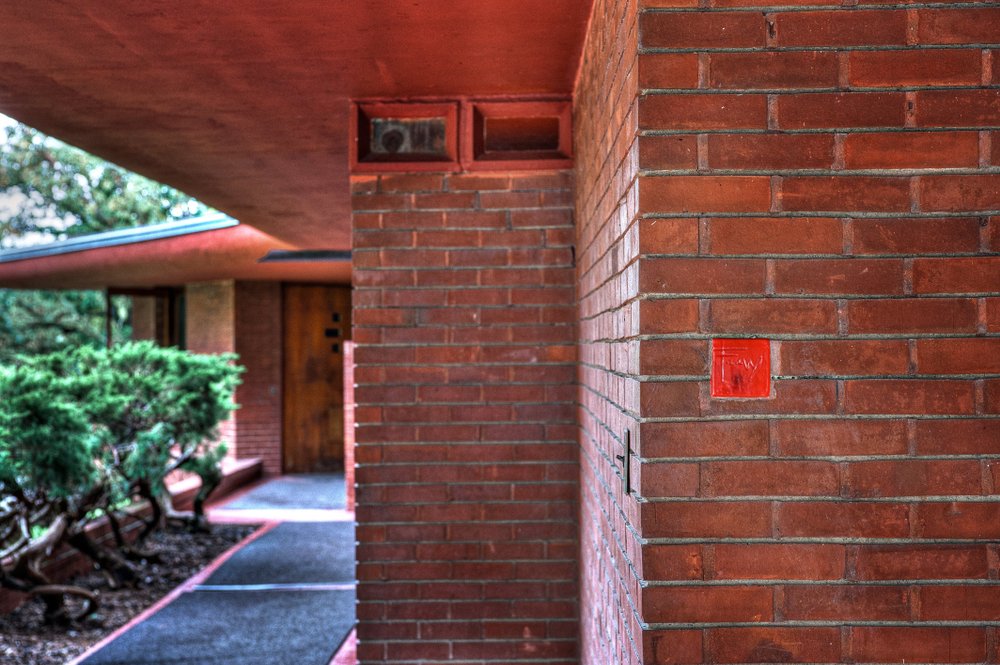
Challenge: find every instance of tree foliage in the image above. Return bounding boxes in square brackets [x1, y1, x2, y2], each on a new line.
[0, 343, 242, 623]
[0, 120, 206, 360]
[0, 290, 130, 363]
[0, 123, 205, 242]
[0, 364, 99, 499]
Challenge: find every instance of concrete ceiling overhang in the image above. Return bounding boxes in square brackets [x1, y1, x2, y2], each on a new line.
[0, 1, 592, 253]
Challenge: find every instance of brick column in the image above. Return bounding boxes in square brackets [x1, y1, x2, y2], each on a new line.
[233, 281, 283, 474]
[608, 2, 1000, 662]
[344, 340, 356, 512]
[185, 280, 238, 453]
[185, 280, 236, 355]
[352, 171, 579, 663]
[574, 0, 646, 663]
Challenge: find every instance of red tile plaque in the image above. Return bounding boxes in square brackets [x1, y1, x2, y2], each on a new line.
[711, 338, 771, 398]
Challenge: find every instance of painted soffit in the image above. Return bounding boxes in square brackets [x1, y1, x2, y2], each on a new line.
[0, 1, 593, 260]
[0, 221, 351, 290]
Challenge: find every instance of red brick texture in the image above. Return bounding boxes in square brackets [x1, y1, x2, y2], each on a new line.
[344, 340, 356, 512]
[233, 281, 283, 474]
[130, 295, 157, 342]
[623, 1, 1000, 663]
[575, 0, 646, 663]
[351, 172, 578, 664]
[185, 280, 236, 355]
[184, 280, 238, 448]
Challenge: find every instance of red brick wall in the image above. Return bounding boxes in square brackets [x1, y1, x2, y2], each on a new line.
[130, 295, 157, 342]
[233, 281, 283, 474]
[185, 280, 235, 355]
[352, 172, 578, 664]
[344, 340, 356, 512]
[185, 281, 238, 448]
[574, 0, 646, 663]
[618, 2, 1000, 662]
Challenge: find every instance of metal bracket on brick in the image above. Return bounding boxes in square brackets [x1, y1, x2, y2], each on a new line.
[616, 429, 632, 496]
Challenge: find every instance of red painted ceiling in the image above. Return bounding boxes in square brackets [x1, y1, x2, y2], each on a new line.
[0, 1, 592, 256]
[0, 226, 350, 290]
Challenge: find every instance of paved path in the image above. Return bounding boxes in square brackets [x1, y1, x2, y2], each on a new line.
[72, 474, 356, 665]
[210, 473, 353, 523]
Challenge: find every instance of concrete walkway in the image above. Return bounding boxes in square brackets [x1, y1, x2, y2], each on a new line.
[210, 473, 353, 524]
[70, 474, 356, 665]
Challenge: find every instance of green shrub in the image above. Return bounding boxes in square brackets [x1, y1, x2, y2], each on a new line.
[0, 363, 100, 499]
[0, 342, 243, 623]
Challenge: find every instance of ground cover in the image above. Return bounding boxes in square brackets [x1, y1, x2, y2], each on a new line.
[0, 524, 255, 665]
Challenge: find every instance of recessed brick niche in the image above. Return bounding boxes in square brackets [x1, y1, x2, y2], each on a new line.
[351, 98, 571, 173]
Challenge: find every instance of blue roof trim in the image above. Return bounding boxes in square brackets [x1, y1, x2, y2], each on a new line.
[0, 213, 238, 264]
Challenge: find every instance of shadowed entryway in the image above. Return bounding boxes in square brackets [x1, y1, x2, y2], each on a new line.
[283, 285, 352, 474]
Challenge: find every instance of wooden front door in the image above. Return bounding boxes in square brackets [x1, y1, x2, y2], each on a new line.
[282, 284, 351, 473]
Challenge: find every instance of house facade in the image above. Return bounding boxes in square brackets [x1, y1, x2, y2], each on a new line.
[0, 1, 998, 662]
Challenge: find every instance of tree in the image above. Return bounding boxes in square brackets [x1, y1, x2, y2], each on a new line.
[0, 120, 206, 360]
[0, 361, 103, 621]
[0, 290, 129, 362]
[0, 123, 204, 242]
[0, 343, 242, 623]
